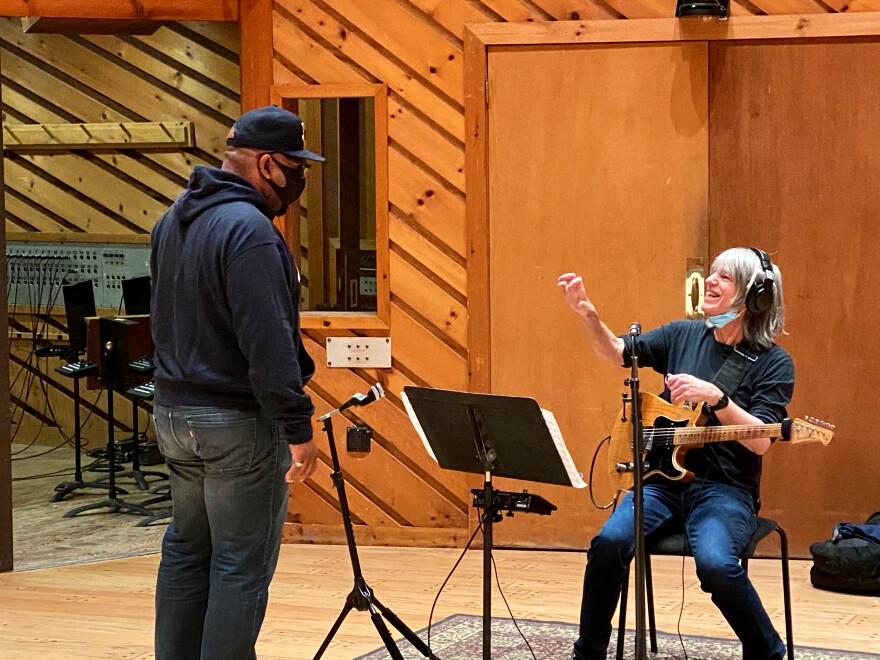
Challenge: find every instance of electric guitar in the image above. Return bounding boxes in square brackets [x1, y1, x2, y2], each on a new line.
[607, 392, 834, 491]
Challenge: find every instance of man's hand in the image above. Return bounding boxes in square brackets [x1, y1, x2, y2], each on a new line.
[557, 273, 597, 318]
[665, 373, 723, 407]
[286, 439, 318, 483]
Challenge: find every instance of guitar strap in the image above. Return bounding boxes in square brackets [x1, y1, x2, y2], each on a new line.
[712, 345, 759, 398]
[708, 345, 763, 510]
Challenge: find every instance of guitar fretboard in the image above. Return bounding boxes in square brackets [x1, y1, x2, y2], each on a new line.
[646, 424, 783, 447]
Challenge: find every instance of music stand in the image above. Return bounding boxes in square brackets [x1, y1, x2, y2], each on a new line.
[121, 275, 151, 315]
[52, 280, 111, 502]
[64, 319, 151, 518]
[401, 386, 584, 660]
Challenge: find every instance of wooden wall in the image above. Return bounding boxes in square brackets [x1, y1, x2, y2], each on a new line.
[4, 1, 879, 557]
[2, 18, 240, 447]
[708, 38, 880, 552]
[1, 18, 239, 234]
[271, 1, 880, 553]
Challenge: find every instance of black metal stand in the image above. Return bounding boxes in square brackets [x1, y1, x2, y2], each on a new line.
[401, 387, 581, 660]
[479, 476, 497, 659]
[111, 394, 167, 491]
[468, 407, 499, 660]
[51, 360, 116, 502]
[63, 342, 151, 518]
[128, 381, 172, 527]
[312, 414, 439, 660]
[623, 322, 648, 660]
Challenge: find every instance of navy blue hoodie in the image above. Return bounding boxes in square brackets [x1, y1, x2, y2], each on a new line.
[150, 165, 314, 444]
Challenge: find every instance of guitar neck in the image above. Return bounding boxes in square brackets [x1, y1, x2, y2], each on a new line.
[672, 423, 783, 447]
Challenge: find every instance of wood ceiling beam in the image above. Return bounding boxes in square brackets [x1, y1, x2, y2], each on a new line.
[0, 0, 238, 21]
[21, 17, 164, 34]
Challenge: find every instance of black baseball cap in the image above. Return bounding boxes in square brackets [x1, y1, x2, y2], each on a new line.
[226, 105, 325, 162]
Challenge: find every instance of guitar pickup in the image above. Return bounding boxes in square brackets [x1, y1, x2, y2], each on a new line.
[615, 461, 650, 473]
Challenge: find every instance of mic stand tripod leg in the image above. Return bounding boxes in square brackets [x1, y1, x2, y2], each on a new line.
[51, 369, 114, 502]
[372, 594, 439, 659]
[312, 601, 354, 659]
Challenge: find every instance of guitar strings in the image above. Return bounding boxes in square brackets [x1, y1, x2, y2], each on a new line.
[633, 424, 783, 447]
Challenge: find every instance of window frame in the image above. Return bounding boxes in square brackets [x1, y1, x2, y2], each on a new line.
[271, 83, 390, 330]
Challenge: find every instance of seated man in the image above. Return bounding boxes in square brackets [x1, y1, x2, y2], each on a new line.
[558, 247, 793, 660]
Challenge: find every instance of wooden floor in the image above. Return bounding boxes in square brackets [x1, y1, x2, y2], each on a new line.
[1, 545, 878, 659]
[11, 443, 168, 571]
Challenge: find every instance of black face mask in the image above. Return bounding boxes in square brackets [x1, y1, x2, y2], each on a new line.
[265, 158, 306, 215]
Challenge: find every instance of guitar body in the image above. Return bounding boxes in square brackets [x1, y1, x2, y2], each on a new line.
[607, 392, 704, 492]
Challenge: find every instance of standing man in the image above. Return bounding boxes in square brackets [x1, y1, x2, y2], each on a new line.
[559, 247, 794, 660]
[151, 105, 323, 659]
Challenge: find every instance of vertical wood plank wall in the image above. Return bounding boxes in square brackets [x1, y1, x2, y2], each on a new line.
[708, 38, 880, 551]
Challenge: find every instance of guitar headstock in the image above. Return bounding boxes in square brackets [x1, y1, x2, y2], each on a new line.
[785, 417, 835, 446]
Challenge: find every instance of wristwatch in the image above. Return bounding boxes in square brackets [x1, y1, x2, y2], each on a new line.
[705, 392, 730, 413]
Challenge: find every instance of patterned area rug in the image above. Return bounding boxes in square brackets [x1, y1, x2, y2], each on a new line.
[355, 614, 880, 659]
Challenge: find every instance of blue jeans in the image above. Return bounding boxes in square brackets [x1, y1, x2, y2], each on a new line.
[573, 480, 785, 660]
[153, 404, 291, 660]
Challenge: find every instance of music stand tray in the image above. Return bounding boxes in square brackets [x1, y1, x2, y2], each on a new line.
[400, 386, 584, 660]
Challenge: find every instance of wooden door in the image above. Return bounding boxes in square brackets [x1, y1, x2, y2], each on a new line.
[485, 43, 709, 548]
[709, 38, 880, 556]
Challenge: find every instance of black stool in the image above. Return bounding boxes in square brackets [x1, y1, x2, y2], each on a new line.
[617, 517, 794, 660]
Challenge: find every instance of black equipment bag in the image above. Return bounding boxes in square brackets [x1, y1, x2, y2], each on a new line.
[810, 511, 880, 595]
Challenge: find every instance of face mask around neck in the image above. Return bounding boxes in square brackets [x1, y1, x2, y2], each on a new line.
[705, 309, 740, 329]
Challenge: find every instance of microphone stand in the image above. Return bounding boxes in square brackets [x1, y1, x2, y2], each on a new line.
[624, 322, 648, 660]
[312, 390, 439, 660]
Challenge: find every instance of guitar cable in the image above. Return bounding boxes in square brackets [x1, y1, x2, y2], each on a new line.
[425, 509, 541, 659]
[588, 435, 622, 510]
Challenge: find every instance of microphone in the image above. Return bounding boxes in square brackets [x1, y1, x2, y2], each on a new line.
[337, 383, 385, 413]
[317, 383, 386, 422]
[628, 322, 641, 360]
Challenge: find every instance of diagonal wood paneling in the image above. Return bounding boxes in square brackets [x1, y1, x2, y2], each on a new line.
[319, 0, 464, 104]
[1, 17, 239, 235]
[274, 0, 464, 139]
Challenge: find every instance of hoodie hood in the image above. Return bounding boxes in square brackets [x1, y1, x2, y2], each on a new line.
[174, 165, 276, 225]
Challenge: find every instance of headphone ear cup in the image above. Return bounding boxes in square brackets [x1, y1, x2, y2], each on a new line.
[746, 248, 776, 314]
[746, 280, 774, 314]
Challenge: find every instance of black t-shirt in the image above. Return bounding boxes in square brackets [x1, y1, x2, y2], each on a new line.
[621, 320, 795, 499]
